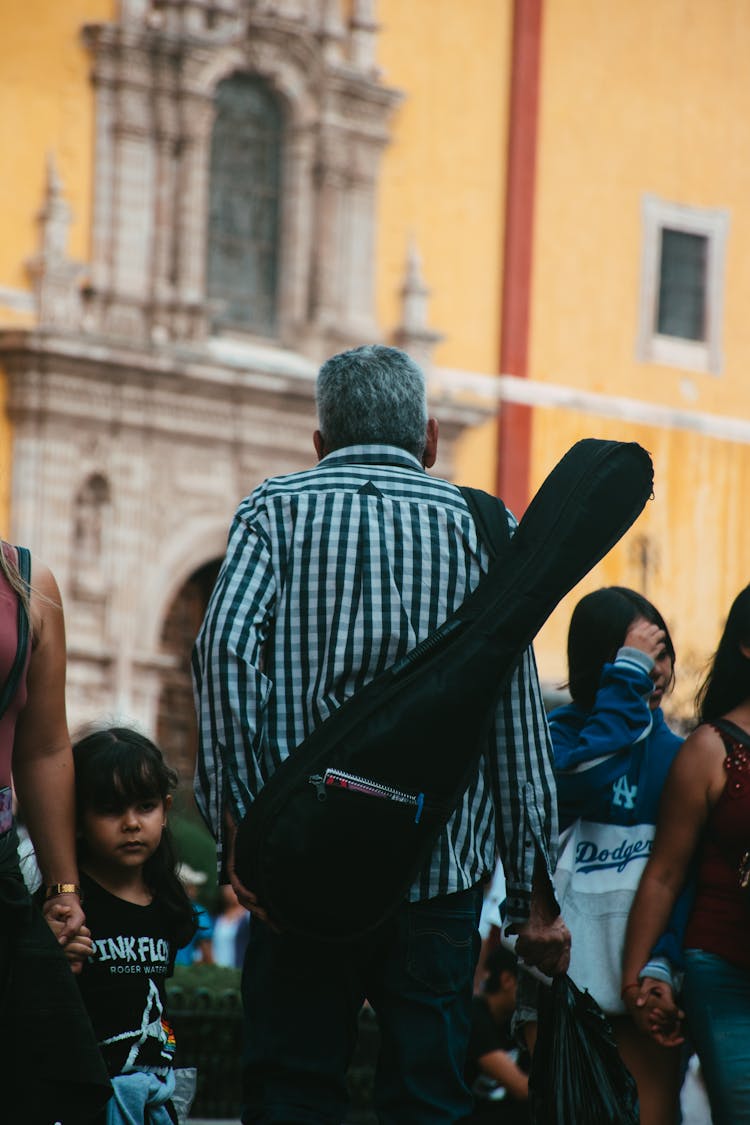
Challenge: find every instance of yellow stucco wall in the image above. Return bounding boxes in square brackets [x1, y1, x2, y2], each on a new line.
[0, 0, 113, 532]
[0, 0, 113, 297]
[532, 0, 750, 415]
[375, 0, 510, 375]
[531, 406, 750, 718]
[526, 0, 750, 707]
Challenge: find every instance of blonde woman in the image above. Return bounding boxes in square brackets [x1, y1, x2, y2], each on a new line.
[0, 544, 109, 1123]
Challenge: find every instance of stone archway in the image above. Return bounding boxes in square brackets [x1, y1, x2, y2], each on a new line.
[156, 558, 221, 791]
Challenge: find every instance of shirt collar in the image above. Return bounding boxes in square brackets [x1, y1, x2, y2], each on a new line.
[317, 444, 426, 473]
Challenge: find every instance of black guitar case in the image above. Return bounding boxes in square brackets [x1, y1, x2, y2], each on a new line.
[235, 438, 654, 941]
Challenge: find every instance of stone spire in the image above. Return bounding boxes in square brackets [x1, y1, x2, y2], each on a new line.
[393, 238, 443, 368]
[26, 154, 84, 329]
[349, 0, 378, 73]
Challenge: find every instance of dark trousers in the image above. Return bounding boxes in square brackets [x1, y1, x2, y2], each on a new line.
[0, 826, 111, 1124]
[241, 884, 483, 1125]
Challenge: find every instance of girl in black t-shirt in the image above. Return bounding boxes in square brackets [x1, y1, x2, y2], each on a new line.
[63, 727, 197, 1124]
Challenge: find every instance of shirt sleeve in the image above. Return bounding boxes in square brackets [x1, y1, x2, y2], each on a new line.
[491, 645, 559, 925]
[192, 497, 276, 873]
[551, 648, 655, 826]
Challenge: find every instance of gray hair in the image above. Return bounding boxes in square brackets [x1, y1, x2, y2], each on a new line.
[316, 345, 429, 460]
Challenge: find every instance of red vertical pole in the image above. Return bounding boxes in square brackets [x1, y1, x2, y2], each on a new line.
[495, 0, 543, 515]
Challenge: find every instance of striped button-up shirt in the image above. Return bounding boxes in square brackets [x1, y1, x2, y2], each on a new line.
[193, 445, 558, 922]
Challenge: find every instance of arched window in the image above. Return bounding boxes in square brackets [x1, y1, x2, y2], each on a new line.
[207, 74, 283, 337]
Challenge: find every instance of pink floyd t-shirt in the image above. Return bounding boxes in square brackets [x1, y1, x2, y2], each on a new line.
[76, 873, 178, 1077]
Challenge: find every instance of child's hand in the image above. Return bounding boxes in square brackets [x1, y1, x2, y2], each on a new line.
[61, 925, 94, 974]
[624, 977, 685, 1047]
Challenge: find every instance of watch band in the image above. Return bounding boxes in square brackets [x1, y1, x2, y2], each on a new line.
[44, 882, 82, 900]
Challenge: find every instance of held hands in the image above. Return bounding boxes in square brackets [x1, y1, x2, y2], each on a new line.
[60, 925, 95, 975]
[43, 897, 94, 975]
[622, 977, 685, 1047]
[42, 891, 85, 945]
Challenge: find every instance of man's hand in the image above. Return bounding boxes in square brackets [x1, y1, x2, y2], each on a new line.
[507, 912, 571, 977]
[224, 812, 277, 929]
[228, 867, 274, 926]
[506, 866, 571, 977]
[623, 977, 685, 1047]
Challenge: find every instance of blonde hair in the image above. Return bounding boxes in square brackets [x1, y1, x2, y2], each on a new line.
[0, 543, 31, 622]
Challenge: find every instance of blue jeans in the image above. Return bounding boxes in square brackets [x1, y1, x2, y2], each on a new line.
[241, 885, 483, 1125]
[682, 949, 750, 1125]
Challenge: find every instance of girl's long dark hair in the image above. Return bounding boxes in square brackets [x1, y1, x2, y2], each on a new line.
[697, 585, 750, 723]
[566, 586, 676, 711]
[73, 727, 197, 948]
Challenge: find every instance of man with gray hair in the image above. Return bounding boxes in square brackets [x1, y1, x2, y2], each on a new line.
[193, 344, 569, 1125]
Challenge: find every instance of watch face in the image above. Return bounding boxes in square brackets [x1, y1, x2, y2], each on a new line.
[46, 883, 81, 899]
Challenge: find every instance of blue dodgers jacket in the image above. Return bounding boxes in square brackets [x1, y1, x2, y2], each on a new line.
[550, 646, 690, 988]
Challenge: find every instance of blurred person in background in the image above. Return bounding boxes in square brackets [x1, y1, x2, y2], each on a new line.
[212, 883, 247, 968]
[175, 862, 213, 965]
[462, 946, 529, 1124]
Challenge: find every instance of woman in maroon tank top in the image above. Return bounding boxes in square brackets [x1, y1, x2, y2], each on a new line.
[623, 584, 750, 1125]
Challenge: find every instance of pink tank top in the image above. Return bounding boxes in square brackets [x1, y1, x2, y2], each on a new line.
[0, 544, 32, 795]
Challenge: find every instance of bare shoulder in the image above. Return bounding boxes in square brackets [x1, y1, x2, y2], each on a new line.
[30, 557, 62, 596]
[28, 557, 64, 639]
[670, 723, 728, 802]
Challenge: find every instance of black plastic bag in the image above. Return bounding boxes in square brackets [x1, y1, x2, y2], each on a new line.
[529, 974, 639, 1125]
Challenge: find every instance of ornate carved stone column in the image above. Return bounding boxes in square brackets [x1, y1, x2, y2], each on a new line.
[278, 124, 317, 343]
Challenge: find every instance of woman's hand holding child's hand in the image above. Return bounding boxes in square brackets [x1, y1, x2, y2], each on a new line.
[42, 892, 85, 945]
[45, 911, 94, 974]
[623, 977, 685, 1048]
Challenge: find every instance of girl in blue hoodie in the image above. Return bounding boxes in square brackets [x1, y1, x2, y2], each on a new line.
[549, 586, 687, 1125]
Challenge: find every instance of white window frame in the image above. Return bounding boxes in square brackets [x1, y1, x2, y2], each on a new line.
[636, 195, 729, 375]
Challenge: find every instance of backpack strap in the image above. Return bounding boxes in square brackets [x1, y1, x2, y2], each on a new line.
[0, 546, 31, 722]
[459, 486, 510, 562]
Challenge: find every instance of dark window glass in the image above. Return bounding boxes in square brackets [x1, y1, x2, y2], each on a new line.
[207, 75, 282, 335]
[656, 228, 707, 341]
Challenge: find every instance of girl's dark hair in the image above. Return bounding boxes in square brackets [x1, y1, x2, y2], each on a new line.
[697, 585, 750, 723]
[73, 726, 197, 948]
[567, 586, 676, 711]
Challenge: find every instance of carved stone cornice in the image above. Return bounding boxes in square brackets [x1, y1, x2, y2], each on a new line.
[0, 330, 318, 448]
[0, 327, 491, 446]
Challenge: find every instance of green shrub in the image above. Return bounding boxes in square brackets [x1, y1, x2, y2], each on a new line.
[168, 962, 241, 1002]
[168, 963, 243, 1118]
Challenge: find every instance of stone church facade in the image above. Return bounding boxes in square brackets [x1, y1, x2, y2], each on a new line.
[0, 0, 486, 775]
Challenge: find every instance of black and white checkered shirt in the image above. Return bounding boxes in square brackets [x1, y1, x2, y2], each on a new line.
[193, 445, 558, 922]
